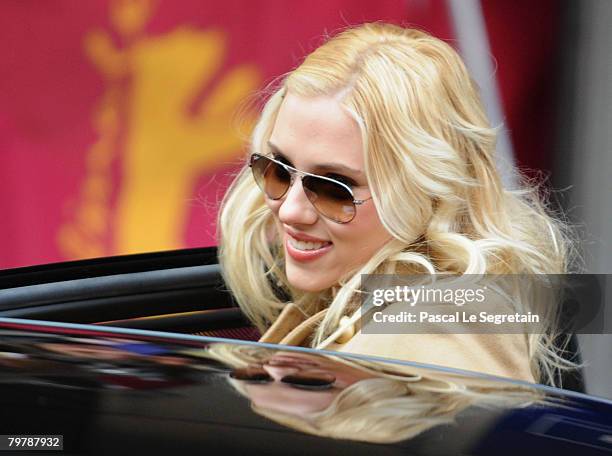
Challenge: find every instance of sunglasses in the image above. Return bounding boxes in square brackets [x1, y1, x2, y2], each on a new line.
[249, 153, 372, 223]
[230, 365, 336, 390]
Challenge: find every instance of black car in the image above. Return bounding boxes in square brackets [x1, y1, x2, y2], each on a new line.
[0, 248, 610, 455]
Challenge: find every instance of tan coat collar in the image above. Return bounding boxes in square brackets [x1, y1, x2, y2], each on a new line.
[258, 302, 536, 383]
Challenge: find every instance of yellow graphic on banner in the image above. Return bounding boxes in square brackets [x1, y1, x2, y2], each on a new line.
[58, 0, 259, 258]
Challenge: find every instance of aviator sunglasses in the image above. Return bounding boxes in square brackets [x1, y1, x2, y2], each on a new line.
[230, 365, 336, 390]
[249, 153, 372, 223]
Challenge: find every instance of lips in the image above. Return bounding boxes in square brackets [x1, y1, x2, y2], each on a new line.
[285, 228, 330, 243]
[285, 231, 333, 262]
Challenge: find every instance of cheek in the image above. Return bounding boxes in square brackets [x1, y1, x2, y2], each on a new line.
[267, 200, 284, 232]
[329, 204, 391, 259]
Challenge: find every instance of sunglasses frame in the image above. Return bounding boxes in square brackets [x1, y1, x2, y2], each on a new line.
[249, 153, 372, 224]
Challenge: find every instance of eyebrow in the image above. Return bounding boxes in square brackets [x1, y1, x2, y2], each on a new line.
[267, 141, 363, 177]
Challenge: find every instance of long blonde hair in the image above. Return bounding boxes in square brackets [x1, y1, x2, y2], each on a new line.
[218, 23, 576, 386]
[236, 377, 542, 444]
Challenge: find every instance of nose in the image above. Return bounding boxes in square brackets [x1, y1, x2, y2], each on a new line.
[277, 177, 318, 225]
[262, 364, 300, 381]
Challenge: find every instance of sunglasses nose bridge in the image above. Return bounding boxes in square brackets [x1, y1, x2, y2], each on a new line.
[287, 167, 299, 188]
[285, 165, 308, 189]
[277, 171, 321, 225]
[262, 364, 300, 381]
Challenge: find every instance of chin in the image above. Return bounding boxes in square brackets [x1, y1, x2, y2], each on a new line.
[286, 267, 336, 292]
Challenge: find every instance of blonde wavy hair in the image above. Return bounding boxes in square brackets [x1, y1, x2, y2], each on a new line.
[218, 23, 576, 386]
[234, 377, 544, 444]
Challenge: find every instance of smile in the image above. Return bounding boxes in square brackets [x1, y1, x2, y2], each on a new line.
[287, 237, 330, 251]
[285, 234, 333, 262]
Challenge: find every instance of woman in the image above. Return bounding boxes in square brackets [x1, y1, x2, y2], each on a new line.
[218, 23, 574, 385]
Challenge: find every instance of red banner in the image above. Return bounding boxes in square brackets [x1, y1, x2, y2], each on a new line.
[0, 1, 559, 269]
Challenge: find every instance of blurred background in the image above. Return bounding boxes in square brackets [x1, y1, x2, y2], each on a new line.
[0, 0, 610, 396]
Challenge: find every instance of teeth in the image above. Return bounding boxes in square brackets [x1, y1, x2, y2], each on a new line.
[288, 236, 330, 251]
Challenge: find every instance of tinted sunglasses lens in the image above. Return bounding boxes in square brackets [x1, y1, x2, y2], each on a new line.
[251, 155, 290, 200]
[303, 176, 356, 223]
[281, 372, 336, 390]
[230, 366, 272, 383]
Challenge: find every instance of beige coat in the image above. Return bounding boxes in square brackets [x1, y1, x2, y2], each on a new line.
[259, 302, 536, 383]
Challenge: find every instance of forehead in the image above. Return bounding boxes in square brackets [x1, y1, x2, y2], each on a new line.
[269, 93, 364, 171]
